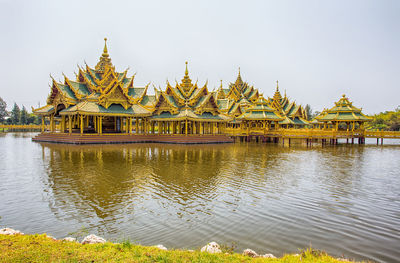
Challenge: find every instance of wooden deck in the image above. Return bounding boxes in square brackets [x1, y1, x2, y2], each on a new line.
[225, 128, 400, 139]
[32, 133, 234, 145]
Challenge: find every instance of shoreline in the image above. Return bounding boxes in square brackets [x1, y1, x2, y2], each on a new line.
[0, 228, 360, 262]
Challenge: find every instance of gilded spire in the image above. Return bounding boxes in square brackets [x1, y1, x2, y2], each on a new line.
[235, 67, 243, 86]
[180, 61, 193, 95]
[102, 38, 109, 58]
[95, 37, 113, 73]
[271, 80, 283, 112]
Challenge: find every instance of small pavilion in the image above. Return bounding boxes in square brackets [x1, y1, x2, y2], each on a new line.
[314, 95, 372, 131]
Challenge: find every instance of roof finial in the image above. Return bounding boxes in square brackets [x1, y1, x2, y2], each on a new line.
[185, 61, 188, 76]
[238, 67, 241, 75]
[102, 37, 109, 57]
[276, 80, 279, 91]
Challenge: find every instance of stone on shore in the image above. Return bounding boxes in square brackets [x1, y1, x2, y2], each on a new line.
[201, 242, 222, 253]
[262, 253, 276, 258]
[243, 248, 259, 258]
[81, 234, 106, 244]
[154, 244, 167, 250]
[62, 237, 77, 242]
[45, 234, 57, 240]
[0, 228, 24, 235]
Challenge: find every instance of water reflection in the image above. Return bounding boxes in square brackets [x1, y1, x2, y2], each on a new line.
[40, 143, 291, 220]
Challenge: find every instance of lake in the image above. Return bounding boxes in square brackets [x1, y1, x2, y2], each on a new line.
[0, 132, 399, 262]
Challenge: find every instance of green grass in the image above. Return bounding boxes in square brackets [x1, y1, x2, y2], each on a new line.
[0, 234, 364, 263]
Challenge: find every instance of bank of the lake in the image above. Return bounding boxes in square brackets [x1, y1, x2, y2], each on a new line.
[0, 233, 359, 263]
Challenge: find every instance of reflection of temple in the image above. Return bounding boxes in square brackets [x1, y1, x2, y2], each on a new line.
[33, 38, 372, 144]
[41, 143, 292, 224]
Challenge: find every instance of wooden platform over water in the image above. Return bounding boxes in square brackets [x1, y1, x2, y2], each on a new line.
[32, 133, 234, 145]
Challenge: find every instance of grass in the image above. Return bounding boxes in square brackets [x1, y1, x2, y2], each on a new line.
[0, 234, 364, 263]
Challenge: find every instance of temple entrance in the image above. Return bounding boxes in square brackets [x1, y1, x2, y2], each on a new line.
[102, 116, 122, 133]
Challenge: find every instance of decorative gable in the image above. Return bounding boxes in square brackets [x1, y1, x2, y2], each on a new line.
[52, 91, 69, 109]
[99, 85, 131, 109]
[153, 94, 179, 115]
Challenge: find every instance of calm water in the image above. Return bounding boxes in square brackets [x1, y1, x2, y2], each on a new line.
[1, 133, 400, 262]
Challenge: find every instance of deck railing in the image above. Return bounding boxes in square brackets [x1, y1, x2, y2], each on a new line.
[0, 124, 43, 131]
[224, 128, 400, 139]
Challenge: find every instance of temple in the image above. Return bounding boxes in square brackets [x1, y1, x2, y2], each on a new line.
[33, 38, 373, 144]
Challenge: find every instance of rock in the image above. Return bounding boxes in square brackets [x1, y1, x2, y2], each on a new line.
[243, 248, 259, 258]
[81, 234, 106, 244]
[262, 253, 276, 258]
[154, 244, 167, 250]
[0, 228, 23, 235]
[45, 234, 57, 240]
[62, 237, 77, 242]
[200, 242, 222, 254]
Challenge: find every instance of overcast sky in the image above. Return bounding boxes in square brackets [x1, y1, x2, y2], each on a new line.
[0, 0, 399, 114]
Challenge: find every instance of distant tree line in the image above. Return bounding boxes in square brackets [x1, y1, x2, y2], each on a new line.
[367, 107, 400, 131]
[0, 97, 41, 125]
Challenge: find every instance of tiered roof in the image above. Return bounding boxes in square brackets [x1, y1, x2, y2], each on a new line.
[237, 97, 284, 121]
[216, 69, 260, 117]
[150, 62, 230, 122]
[267, 81, 309, 125]
[216, 69, 260, 103]
[315, 95, 371, 122]
[34, 38, 152, 117]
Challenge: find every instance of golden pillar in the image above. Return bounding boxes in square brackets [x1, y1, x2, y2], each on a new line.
[41, 117, 45, 132]
[50, 114, 53, 132]
[68, 116, 72, 134]
[80, 115, 84, 134]
[61, 115, 65, 132]
[99, 116, 103, 134]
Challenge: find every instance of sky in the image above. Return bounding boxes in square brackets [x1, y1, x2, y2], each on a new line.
[0, 0, 399, 114]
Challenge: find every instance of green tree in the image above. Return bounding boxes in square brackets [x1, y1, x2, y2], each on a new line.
[10, 103, 21, 124]
[0, 97, 7, 123]
[27, 113, 37, 124]
[20, 106, 29, 125]
[304, 104, 313, 120]
[367, 107, 400, 131]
